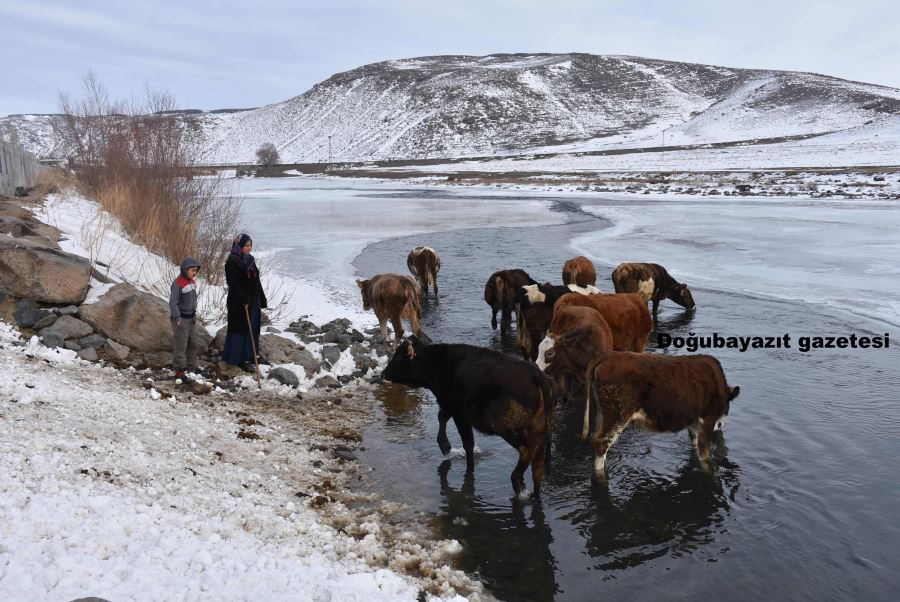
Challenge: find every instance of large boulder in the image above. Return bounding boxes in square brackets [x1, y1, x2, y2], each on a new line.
[0, 237, 91, 304]
[78, 283, 172, 352]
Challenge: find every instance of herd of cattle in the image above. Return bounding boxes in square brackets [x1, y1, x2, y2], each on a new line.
[359, 245, 740, 497]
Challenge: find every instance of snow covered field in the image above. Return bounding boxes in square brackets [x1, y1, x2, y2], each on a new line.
[0, 324, 472, 601]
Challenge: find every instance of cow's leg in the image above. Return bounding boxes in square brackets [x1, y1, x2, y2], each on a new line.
[696, 416, 717, 461]
[390, 314, 404, 349]
[378, 318, 389, 346]
[688, 420, 700, 449]
[454, 419, 476, 473]
[437, 408, 452, 455]
[500, 302, 513, 332]
[432, 270, 439, 296]
[591, 418, 628, 476]
[530, 436, 546, 497]
[651, 298, 660, 315]
[490, 304, 499, 330]
[511, 445, 533, 497]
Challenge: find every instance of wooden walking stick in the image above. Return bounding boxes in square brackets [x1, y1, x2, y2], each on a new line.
[244, 304, 262, 390]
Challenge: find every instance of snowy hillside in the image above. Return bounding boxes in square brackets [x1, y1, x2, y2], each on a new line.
[4, 53, 900, 165]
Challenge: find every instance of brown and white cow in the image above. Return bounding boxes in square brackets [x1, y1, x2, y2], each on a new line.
[356, 273, 421, 349]
[611, 262, 695, 315]
[484, 269, 536, 331]
[583, 351, 740, 475]
[554, 292, 653, 353]
[407, 246, 441, 297]
[536, 304, 613, 402]
[514, 282, 600, 362]
[562, 255, 597, 288]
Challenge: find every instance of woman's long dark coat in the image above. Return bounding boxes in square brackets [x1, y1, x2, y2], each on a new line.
[225, 253, 268, 334]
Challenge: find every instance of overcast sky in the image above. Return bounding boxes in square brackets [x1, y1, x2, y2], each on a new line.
[2, 0, 898, 116]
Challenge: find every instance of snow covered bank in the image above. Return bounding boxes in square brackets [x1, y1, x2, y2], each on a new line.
[0, 322, 477, 600]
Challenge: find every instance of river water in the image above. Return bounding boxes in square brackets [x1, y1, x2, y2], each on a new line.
[243, 179, 899, 601]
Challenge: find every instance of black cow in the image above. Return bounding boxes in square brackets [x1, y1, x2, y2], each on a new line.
[382, 336, 553, 497]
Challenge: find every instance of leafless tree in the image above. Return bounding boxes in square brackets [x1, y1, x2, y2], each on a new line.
[255, 142, 280, 166]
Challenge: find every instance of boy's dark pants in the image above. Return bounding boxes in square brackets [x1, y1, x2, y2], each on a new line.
[172, 317, 198, 371]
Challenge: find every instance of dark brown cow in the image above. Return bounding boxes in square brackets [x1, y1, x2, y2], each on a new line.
[514, 282, 601, 361]
[536, 305, 613, 401]
[407, 246, 441, 297]
[562, 255, 597, 288]
[611, 262, 695, 315]
[356, 273, 421, 349]
[555, 292, 653, 353]
[382, 337, 553, 497]
[583, 351, 740, 475]
[484, 269, 536, 331]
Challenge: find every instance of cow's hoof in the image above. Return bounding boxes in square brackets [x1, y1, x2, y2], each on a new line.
[438, 438, 452, 455]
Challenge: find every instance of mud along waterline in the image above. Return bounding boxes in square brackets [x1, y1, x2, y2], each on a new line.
[351, 197, 899, 601]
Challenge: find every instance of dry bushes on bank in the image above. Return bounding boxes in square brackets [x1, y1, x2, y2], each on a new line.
[56, 72, 241, 289]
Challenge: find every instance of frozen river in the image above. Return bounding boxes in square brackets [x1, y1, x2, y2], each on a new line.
[241, 178, 900, 601]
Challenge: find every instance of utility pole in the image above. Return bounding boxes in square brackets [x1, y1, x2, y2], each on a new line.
[327, 135, 332, 163]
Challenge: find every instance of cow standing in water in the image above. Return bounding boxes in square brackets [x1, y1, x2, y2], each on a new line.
[584, 352, 739, 475]
[382, 336, 552, 497]
[611, 262, 695, 315]
[407, 246, 441, 297]
[562, 256, 597, 288]
[484, 269, 536, 331]
[555, 292, 653, 353]
[356, 274, 421, 349]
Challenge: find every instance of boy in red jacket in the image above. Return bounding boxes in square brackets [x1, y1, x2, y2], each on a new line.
[169, 257, 201, 380]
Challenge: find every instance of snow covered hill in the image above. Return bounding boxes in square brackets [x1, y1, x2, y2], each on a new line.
[4, 53, 900, 165]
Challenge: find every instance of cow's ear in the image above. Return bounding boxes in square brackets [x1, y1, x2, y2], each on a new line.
[560, 328, 583, 345]
[730, 386, 740, 400]
[356, 279, 364, 288]
[406, 341, 417, 359]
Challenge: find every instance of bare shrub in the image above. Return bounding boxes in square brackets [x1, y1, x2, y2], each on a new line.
[256, 142, 280, 166]
[56, 71, 242, 290]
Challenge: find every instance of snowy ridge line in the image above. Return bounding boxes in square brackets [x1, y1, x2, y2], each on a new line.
[5, 53, 899, 164]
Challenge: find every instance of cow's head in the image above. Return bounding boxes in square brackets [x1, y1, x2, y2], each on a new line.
[382, 336, 428, 386]
[356, 278, 372, 310]
[672, 283, 696, 310]
[714, 385, 740, 431]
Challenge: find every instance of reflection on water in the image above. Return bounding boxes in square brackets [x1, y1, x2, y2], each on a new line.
[436, 460, 560, 602]
[353, 195, 900, 601]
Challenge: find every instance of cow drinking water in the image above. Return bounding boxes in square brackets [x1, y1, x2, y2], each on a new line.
[407, 246, 441, 297]
[611, 262, 695, 315]
[356, 273, 421, 349]
[382, 337, 553, 497]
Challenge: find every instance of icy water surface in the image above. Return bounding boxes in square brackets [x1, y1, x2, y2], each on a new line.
[248, 180, 899, 601]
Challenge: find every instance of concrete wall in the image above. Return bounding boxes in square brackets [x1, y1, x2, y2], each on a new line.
[0, 138, 41, 196]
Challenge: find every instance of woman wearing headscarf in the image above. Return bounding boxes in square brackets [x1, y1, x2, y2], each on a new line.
[222, 233, 268, 369]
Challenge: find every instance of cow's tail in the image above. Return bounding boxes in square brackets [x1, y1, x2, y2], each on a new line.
[404, 280, 422, 335]
[537, 374, 555, 463]
[495, 275, 507, 309]
[582, 362, 596, 440]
